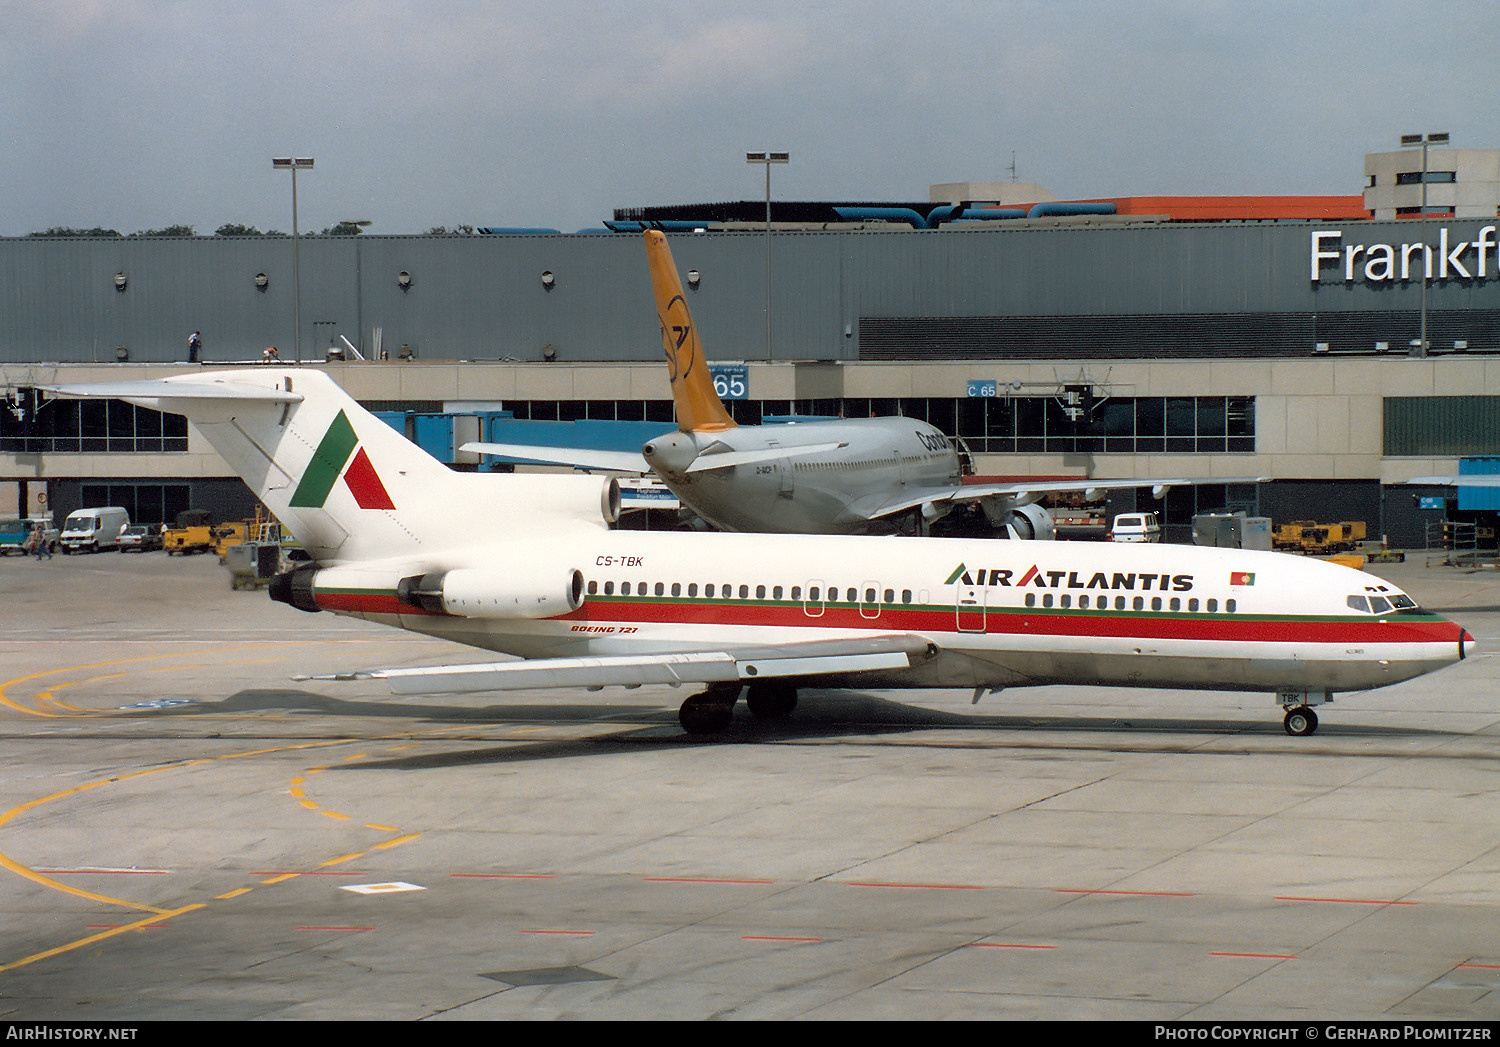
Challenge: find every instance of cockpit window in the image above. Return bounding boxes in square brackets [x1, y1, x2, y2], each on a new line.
[1389, 594, 1418, 610]
[1367, 596, 1392, 614]
[1346, 595, 1369, 612]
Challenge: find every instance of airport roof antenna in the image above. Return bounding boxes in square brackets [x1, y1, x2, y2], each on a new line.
[272, 157, 315, 364]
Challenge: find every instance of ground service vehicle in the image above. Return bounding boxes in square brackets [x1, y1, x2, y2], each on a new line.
[1107, 512, 1162, 543]
[59, 507, 130, 553]
[164, 509, 217, 555]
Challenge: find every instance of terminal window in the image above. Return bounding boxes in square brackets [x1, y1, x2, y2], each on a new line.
[0, 395, 188, 454]
[502, 395, 1254, 455]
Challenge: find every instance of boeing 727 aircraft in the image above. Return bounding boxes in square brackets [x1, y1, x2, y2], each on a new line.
[466, 230, 1262, 538]
[45, 369, 1474, 737]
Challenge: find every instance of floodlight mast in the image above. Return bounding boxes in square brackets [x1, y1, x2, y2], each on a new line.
[272, 157, 315, 363]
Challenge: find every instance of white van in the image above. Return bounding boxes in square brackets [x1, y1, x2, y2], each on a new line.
[60, 506, 132, 553]
[1108, 511, 1162, 543]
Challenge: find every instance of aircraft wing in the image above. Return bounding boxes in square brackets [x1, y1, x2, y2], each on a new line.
[301, 633, 937, 695]
[462, 441, 650, 474]
[838, 476, 1271, 523]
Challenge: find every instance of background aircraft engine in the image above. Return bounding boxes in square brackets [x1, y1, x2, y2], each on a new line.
[398, 566, 585, 619]
[983, 502, 1056, 540]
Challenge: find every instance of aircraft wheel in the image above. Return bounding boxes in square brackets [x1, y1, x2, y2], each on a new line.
[679, 687, 738, 735]
[745, 680, 798, 719]
[1283, 706, 1319, 737]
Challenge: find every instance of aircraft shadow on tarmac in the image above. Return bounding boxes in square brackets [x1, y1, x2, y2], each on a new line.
[130, 685, 1476, 772]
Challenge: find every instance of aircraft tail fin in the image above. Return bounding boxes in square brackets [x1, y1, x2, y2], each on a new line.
[45, 370, 616, 563]
[643, 230, 737, 434]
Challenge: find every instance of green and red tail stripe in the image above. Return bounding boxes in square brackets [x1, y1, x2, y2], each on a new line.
[289, 410, 396, 510]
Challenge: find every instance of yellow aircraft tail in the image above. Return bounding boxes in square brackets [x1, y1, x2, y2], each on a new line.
[643, 230, 737, 434]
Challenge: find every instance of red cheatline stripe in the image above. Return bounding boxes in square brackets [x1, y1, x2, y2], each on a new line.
[574, 600, 1461, 646]
[310, 586, 1461, 649]
[314, 591, 445, 616]
[1273, 896, 1417, 906]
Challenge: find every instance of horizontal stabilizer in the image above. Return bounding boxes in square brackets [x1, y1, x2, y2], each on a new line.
[463, 441, 649, 474]
[301, 633, 936, 695]
[42, 379, 302, 405]
[684, 441, 848, 473]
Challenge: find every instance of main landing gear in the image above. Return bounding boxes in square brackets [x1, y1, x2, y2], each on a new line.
[677, 681, 800, 735]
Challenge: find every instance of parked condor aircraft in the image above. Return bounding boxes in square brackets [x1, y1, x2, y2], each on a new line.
[464, 230, 1264, 538]
[44, 369, 1474, 737]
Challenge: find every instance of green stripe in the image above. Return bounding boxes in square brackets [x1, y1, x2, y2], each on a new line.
[290, 410, 359, 508]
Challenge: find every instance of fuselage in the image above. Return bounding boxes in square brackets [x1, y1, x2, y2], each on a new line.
[306, 532, 1472, 698]
[643, 416, 962, 534]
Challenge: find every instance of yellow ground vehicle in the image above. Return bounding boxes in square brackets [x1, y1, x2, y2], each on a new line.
[163, 509, 216, 555]
[213, 521, 248, 562]
[1274, 520, 1368, 555]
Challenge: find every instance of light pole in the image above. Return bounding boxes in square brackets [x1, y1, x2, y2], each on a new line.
[344, 219, 372, 358]
[1399, 132, 1448, 358]
[746, 151, 789, 363]
[272, 157, 315, 363]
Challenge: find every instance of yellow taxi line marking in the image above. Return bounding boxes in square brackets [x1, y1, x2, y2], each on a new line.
[0, 904, 205, 974]
[0, 643, 318, 717]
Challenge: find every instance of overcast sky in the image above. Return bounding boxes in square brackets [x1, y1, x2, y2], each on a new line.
[3, 0, 1497, 237]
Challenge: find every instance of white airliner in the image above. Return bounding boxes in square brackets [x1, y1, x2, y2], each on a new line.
[463, 230, 1263, 538]
[43, 368, 1475, 737]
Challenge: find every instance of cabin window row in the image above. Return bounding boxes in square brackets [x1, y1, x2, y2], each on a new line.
[583, 578, 1242, 615]
[1023, 592, 1236, 613]
[586, 580, 922, 604]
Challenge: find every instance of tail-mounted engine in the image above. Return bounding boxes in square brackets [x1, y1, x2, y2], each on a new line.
[269, 564, 321, 613]
[270, 561, 585, 619]
[396, 566, 584, 619]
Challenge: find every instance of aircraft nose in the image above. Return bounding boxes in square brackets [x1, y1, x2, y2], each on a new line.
[1461, 628, 1476, 661]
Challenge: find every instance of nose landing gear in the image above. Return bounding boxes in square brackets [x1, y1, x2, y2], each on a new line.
[1278, 690, 1328, 737]
[1282, 706, 1319, 737]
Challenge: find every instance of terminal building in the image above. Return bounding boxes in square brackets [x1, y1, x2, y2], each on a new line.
[3, 144, 1500, 546]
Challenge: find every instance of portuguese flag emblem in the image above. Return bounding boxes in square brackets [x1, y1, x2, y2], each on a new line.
[289, 410, 396, 510]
